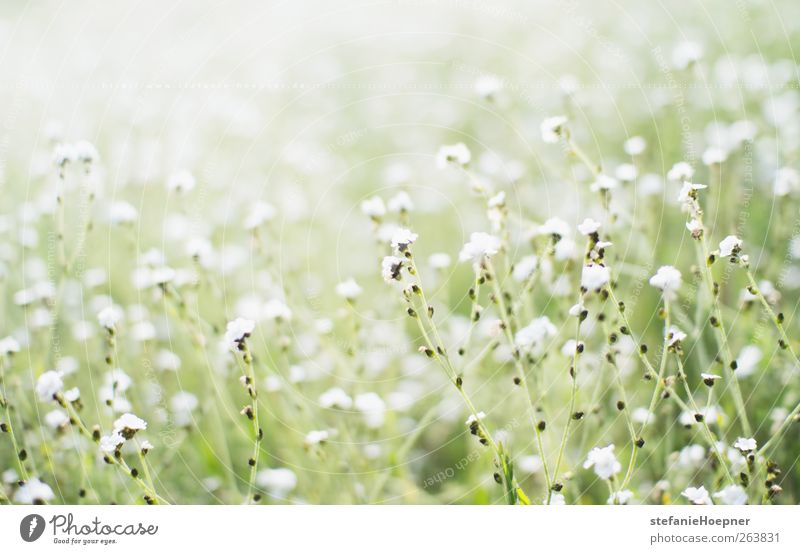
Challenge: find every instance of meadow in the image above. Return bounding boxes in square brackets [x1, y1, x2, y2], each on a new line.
[1, 0, 800, 505]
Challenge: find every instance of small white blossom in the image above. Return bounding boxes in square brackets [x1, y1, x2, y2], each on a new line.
[515, 317, 557, 353]
[14, 478, 55, 504]
[360, 196, 386, 218]
[682, 485, 712, 505]
[465, 411, 486, 426]
[224, 317, 255, 348]
[263, 299, 292, 321]
[36, 371, 63, 401]
[718, 235, 743, 257]
[774, 167, 799, 196]
[459, 232, 501, 266]
[649, 266, 682, 298]
[624, 136, 646, 156]
[436, 143, 471, 168]
[256, 468, 298, 497]
[428, 253, 452, 269]
[540, 116, 568, 144]
[608, 490, 634, 505]
[319, 387, 353, 409]
[305, 429, 330, 445]
[581, 264, 610, 291]
[100, 432, 125, 453]
[381, 255, 404, 283]
[387, 191, 414, 213]
[97, 305, 123, 330]
[335, 278, 363, 300]
[583, 444, 621, 480]
[167, 170, 196, 193]
[733, 437, 757, 452]
[577, 218, 601, 236]
[0, 336, 21, 356]
[713, 485, 748, 505]
[113, 413, 147, 437]
[590, 174, 619, 192]
[390, 228, 418, 253]
[667, 162, 694, 182]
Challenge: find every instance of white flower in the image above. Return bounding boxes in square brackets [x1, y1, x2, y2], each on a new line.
[581, 264, 610, 291]
[224, 317, 255, 348]
[360, 196, 386, 218]
[459, 232, 501, 265]
[335, 278, 363, 300]
[428, 253, 452, 269]
[672, 40, 703, 69]
[244, 202, 277, 229]
[702, 146, 727, 166]
[387, 191, 414, 213]
[475, 74, 503, 99]
[512, 255, 538, 281]
[263, 299, 291, 321]
[677, 444, 706, 468]
[538, 217, 571, 238]
[354, 392, 386, 428]
[140, 440, 154, 452]
[256, 468, 298, 497]
[63, 387, 80, 402]
[100, 432, 125, 453]
[390, 228, 418, 252]
[52, 142, 76, 167]
[515, 317, 557, 353]
[713, 485, 748, 505]
[608, 490, 634, 505]
[436, 143, 471, 168]
[73, 140, 99, 164]
[701, 372, 721, 383]
[97, 305, 123, 330]
[774, 167, 799, 196]
[170, 392, 199, 426]
[545, 493, 566, 505]
[667, 162, 694, 182]
[577, 218, 601, 236]
[649, 266, 682, 298]
[590, 174, 619, 192]
[735, 345, 762, 378]
[167, 170, 196, 193]
[36, 371, 63, 401]
[718, 235, 743, 257]
[685, 218, 703, 238]
[319, 387, 353, 409]
[108, 201, 138, 225]
[615, 163, 638, 182]
[682, 485, 713, 505]
[583, 444, 621, 480]
[381, 255, 404, 283]
[305, 429, 330, 445]
[0, 336, 20, 356]
[14, 478, 55, 504]
[677, 181, 707, 208]
[541, 116, 568, 144]
[624, 136, 646, 156]
[666, 326, 687, 347]
[733, 437, 757, 452]
[465, 411, 486, 426]
[44, 409, 69, 429]
[113, 413, 147, 437]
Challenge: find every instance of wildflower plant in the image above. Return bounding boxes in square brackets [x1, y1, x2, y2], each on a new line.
[1, 0, 800, 508]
